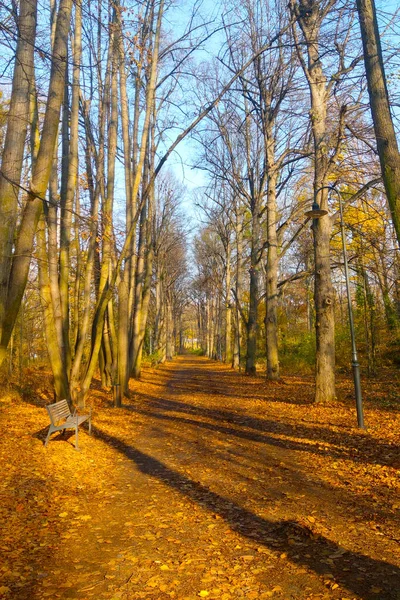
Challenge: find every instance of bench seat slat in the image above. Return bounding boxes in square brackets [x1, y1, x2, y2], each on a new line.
[65, 415, 89, 426]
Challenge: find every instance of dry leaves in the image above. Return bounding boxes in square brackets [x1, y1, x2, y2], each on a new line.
[0, 356, 399, 599]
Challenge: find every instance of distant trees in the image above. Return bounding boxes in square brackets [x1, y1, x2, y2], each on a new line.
[191, 0, 398, 401]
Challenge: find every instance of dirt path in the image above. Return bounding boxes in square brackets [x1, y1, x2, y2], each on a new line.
[1, 356, 399, 600]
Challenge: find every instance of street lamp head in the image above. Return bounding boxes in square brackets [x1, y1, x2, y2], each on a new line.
[305, 201, 329, 219]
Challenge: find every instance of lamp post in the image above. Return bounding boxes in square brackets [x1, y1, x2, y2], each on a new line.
[305, 186, 365, 429]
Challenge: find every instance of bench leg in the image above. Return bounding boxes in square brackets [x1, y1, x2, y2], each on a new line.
[75, 424, 80, 451]
[44, 426, 53, 447]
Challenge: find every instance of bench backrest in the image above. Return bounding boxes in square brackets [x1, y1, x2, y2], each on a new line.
[46, 399, 71, 425]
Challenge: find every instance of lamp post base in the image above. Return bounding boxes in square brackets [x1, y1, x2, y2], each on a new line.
[352, 360, 365, 429]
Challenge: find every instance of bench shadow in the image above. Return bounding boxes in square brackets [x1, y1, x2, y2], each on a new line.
[92, 426, 400, 600]
[33, 426, 88, 448]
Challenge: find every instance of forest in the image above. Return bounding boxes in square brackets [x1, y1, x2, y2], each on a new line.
[0, 0, 399, 599]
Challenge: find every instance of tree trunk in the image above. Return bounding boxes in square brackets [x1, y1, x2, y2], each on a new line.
[265, 170, 279, 380]
[246, 209, 260, 375]
[131, 201, 147, 377]
[59, 0, 82, 374]
[356, 0, 400, 245]
[0, 0, 73, 361]
[37, 216, 69, 400]
[0, 0, 37, 362]
[225, 240, 232, 364]
[233, 210, 243, 370]
[290, 0, 336, 402]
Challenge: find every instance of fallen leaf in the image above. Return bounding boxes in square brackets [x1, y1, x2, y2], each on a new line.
[0, 587, 10, 595]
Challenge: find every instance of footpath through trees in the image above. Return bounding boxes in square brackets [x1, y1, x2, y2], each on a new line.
[0, 356, 399, 600]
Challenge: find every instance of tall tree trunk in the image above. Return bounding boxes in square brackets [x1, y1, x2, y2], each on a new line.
[265, 169, 279, 380]
[290, 0, 336, 402]
[206, 297, 211, 358]
[166, 293, 174, 360]
[1, 0, 73, 362]
[225, 240, 232, 364]
[0, 0, 37, 364]
[356, 0, 400, 245]
[58, 0, 82, 374]
[117, 7, 133, 396]
[246, 208, 260, 375]
[132, 172, 155, 378]
[37, 216, 69, 400]
[131, 200, 148, 377]
[154, 263, 163, 357]
[233, 209, 243, 370]
[69, 101, 100, 395]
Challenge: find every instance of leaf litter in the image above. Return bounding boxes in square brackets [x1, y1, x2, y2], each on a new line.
[0, 355, 399, 599]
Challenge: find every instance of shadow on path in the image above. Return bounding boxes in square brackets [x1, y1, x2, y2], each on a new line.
[93, 425, 400, 600]
[126, 394, 399, 469]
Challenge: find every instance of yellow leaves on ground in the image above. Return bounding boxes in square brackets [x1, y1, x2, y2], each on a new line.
[0, 356, 399, 599]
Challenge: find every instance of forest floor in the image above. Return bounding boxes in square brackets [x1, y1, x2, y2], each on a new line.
[0, 355, 399, 600]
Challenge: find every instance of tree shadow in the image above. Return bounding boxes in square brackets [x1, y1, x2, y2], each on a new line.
[127, 394, 400, 469]
[123, 395, 399, 529]
[92, 426, 400, 600]
[162, 357, 400, 412]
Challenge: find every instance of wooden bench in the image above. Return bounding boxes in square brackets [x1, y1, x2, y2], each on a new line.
[45, 399, 91, 451]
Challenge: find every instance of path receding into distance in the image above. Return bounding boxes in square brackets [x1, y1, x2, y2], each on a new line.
[24, 355, 400, 599]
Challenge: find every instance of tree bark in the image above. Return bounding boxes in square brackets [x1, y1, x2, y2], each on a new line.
[290, 0, 336, 402]
[356, 0, 400, 245]
[59, 0, 82, 374]
[246, 209, 260, 375]
[0, 0, 37, 362]
[1, 0, 73, 363]
[233, 209, 243, 370]
[225, 240, 232, 364]
[265, 169, 279, 380]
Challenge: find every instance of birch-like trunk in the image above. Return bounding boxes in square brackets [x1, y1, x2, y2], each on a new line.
[132, 181, 155, 378]
[131, 200, 147, 377]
